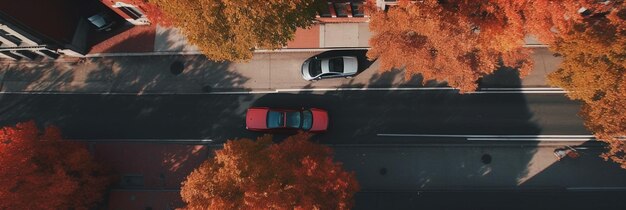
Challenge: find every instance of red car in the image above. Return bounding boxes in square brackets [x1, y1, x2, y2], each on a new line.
[246, 107, 328, 132]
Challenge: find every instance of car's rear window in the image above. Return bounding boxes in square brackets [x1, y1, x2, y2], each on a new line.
[267, 111, 284, 128]
[328, 57, 344, 73]
[302, 110, 313, 130]
[286, 111, 301, 128]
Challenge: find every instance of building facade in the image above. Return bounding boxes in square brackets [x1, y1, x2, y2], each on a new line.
[0, 0, 153, 60]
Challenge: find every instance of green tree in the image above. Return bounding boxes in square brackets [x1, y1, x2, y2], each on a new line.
[180, 133, 359, 209]
[149, 0, 324, 61]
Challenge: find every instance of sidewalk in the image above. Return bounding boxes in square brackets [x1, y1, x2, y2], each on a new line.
[87, 23, 372, 55]
[333, 144, 626, 191]
[87, 23, 545, 55]
[94, 142, 626, 193]
[0, 48, 561, 94]
[95, 141, 626, 209]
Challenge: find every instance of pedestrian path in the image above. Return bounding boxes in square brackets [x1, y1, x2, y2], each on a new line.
[332, 144, 626, 191]
[0, 48, 561, 94]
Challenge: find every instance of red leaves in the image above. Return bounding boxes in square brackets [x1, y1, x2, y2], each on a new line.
[127, 0, 172, 26]
[180, 133, 359, 210]
[0, 121, 111, 209]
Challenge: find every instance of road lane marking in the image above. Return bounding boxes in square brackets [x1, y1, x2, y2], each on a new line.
[0, 87, 567, 95]
[467, 138, 595, 142]
[70, 139, 213, 143]
[567, 187, 626, 191]
[480, 87, 563, 90]
[213, 87, 567, 94]
[378, 134, 626, 141]
[377, 134, 595, 138]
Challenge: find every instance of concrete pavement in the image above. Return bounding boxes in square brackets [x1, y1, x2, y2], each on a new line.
[89, 141, 626, 209]
[333, 144, 626, 191]
[339, 143, 626, 209]
[0, 48, 561, 94]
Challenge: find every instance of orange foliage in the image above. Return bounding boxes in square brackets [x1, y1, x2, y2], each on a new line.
[147, 0, 324, 61]
[127, 0, 172, 26]
[523, 0, 623, 45]
[520, 0, 588, 45]
[367, 0, 532, 92]
[547, 1, 626, 168]
[0, 121, 112, 209]
[180, 133, 359, 209]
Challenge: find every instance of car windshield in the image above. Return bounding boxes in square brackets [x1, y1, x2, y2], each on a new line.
[328, 57, 344, 73]
[267, 111, 284, 128]
[301, 110, 313, 130]
[286, 111, 301, 128]
[309, 59, 322, 77]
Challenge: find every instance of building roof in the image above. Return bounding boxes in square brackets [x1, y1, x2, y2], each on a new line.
[0, 0, 88, 43]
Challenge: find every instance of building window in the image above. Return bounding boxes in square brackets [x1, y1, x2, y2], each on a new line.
[351, 2, 365, 17]
[119, 5, 145, 19]
[113, 2, 150, 25]
[319, 2, 332, 17]
[14, 50, 38, 59]
[1, 51, 22, 60]
[0, 29, 22, 46]
[334, 2, 349, 17]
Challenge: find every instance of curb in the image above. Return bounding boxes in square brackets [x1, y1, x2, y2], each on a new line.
[0, 87, 565, 95]
[357, 187, 626, 193]
[85, 47, 371, 58]
[84, 45, 547, 58]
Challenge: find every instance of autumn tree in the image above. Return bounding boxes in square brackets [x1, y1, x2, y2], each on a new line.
[148, 0, 325, 61]
[367, 0, 533, 92]
[0, 121, 112, 209]
[127, 0, 171, 25]
[180, 133, 360, 209]
[546, 1, 626, 168]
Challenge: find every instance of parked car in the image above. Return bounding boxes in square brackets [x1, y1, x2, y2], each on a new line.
[88, 12, 116, 32]
[301, 56, 358, 80]
[246, 107, 328, 132]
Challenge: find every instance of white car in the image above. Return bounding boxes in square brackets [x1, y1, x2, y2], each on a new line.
[301, 56, 358, 80]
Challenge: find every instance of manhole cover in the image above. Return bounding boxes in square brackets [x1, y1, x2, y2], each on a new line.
[379, 168, 387, 175]
[170, 61, 184, 75]
[202, 85, 213, 93]
[481, 154, 492, 164]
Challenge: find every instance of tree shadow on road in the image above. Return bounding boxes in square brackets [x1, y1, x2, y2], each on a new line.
[246, 66, 547, 210]
[304, 65, 558, 209]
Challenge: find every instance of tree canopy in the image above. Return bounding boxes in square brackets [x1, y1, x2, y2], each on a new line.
[368, 0, 626, 168]
[367, 0, 533, 92]
[546, 1, 626, 168]
[180, 133, 359, 209]
[149, 0, 324, 61]
[0, 121, 111, 209]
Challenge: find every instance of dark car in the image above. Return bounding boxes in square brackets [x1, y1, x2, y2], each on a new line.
[87, 12, 116, 32]
[246, 107, 328, 132]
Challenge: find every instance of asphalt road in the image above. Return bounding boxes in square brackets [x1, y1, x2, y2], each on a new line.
[355, 190, 626, 210]
[0, 91, 588, 144]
